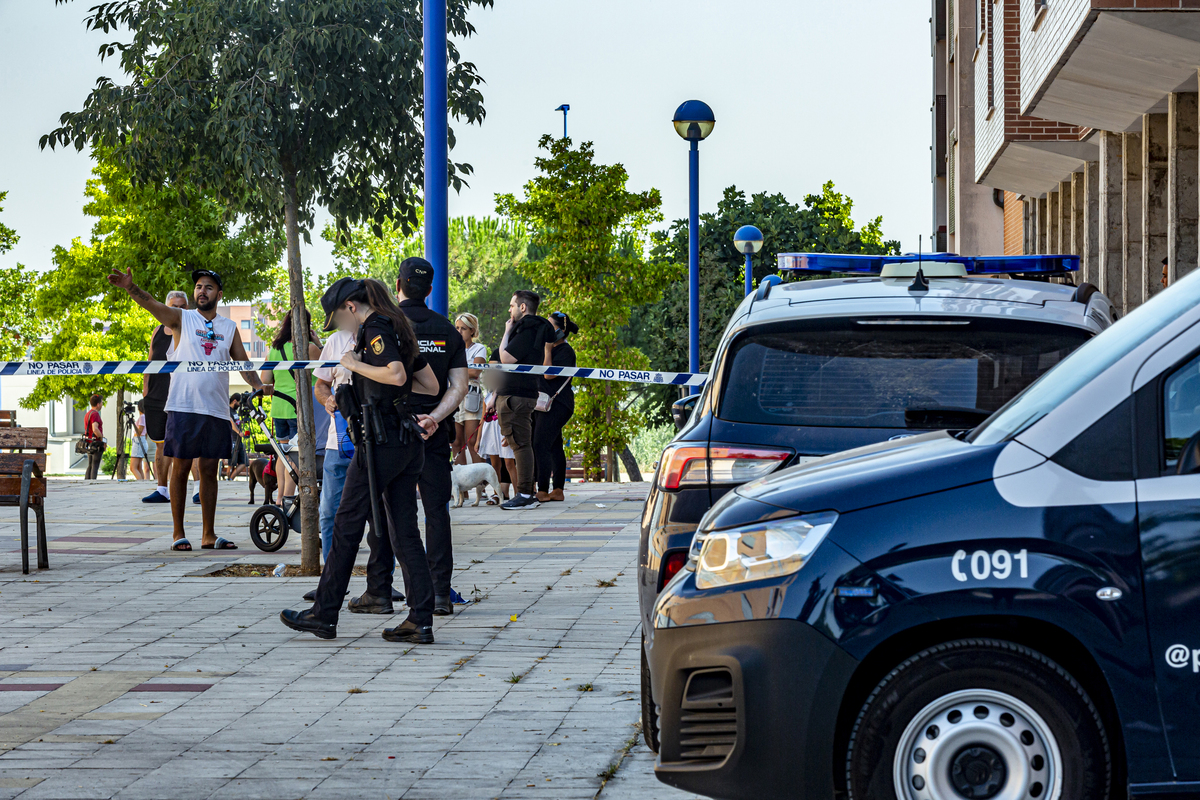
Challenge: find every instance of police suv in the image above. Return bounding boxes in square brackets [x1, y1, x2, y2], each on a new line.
[645, 264, 1200, 800]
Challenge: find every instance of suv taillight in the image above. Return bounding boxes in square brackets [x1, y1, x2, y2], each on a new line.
[657, 444, 790, 490]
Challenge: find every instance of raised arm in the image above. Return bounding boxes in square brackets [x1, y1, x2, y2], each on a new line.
[107, 269, 182, 330]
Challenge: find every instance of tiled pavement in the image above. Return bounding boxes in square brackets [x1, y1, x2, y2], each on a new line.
[0, 479, 702, 800]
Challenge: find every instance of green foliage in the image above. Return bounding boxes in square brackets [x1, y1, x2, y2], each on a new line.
[497, 136, 682, 475]
[0, 192, 47, 361]
[629, 423, 676, 472]
[45, 0, 490, 241]
[629, 183, 902, 424]
[20, 152, 279, 410]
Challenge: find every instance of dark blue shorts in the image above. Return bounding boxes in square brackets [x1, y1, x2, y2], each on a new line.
[163, 411, 233, 461]
[273, 417, 298, 440]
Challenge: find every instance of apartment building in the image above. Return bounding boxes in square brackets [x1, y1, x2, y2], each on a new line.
[947, 0, 1200, 316]
[933, 0, 1008, 254]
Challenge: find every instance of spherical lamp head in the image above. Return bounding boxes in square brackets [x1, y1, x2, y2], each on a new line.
[733, 225, 764, 255]
[673, 100, 715, 141]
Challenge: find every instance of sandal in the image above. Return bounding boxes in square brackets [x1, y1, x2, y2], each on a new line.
[486, 495, 500, 506]
[201, 537, 238, 550]
[170, 538, 192, 552]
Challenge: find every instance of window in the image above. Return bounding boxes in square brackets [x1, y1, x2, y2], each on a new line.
[1164, 354, 1200, 470]
[240, 319, 251, 329]
[718, 318, 1089, 430]
[1032, 0, 1048, 31]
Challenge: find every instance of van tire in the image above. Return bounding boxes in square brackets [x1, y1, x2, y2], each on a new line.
[641, 636, 660, 753]
[846, 638, 1110, 800]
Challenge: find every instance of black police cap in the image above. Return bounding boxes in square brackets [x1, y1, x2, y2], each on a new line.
[321, 277, 364, 332]
[398, 257, 434, 289]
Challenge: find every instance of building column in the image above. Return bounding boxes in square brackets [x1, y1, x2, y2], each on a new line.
[1037, 196, 1048, 254]
[1099, 131, 1124, 311]
[1072, 171, 1085, 256]
[1059, 180, 1072, 254]
[1145, 113, 1170, 300]
[1023, 197, 1033, 254]
[1169, 91, 1199, 283]
[1123, 132, 1144, 311]
[1084, 161, 1101, 285]
[1048, 190, 1060, 256]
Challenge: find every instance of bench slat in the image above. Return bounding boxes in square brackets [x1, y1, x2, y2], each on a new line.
[0, 475, 46, 498]
[0, 428, 47, 450]
[0, 454, 46, 473]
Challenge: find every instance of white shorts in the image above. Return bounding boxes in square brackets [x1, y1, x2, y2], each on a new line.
[477, 419, 513, 460]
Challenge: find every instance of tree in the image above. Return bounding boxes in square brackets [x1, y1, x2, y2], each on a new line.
[0, 192, 46, 361]
[45, 0, 491, 573]
[629, 183, 902, 424]
[21, 152, 279, 475]
[498, 136, 682, 478]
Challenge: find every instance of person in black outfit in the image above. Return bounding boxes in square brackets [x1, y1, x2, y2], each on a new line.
[141, 290, 189, 503]
[496, 291, 555, 509]
[533, 312, 578, 502]
[280, 278, 441, 644]
[390, 257, 468, 617]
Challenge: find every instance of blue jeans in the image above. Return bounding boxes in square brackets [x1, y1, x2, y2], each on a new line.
[319, 447, 351, 562]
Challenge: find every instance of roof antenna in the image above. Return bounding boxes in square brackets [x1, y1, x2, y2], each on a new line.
[909, 234, 929, 292]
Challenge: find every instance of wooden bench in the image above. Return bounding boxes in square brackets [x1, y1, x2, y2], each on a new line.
[0, 411, 17, 428]
[0, 428, 48, 574]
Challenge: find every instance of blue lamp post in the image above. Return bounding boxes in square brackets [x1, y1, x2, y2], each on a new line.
[673, 100, 715, 392]
[425, 0, 449, 315]
[555, 104, 570, 139]
[734, 225, 764, 296]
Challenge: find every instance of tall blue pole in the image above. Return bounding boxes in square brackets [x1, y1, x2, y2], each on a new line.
[424, 0, 449, 316]
[745, 251, 753, 296]
[688, 140, 700, 394]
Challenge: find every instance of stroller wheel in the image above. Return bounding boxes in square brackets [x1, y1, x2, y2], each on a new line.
[250, 505, 289, 552]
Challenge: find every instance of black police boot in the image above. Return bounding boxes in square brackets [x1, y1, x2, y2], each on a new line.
[348, 592, 394, 615]
[382, 619, 434, 644]
[280, 609, 335, 640]
[391, 588, 406, 602]
[433, 595, 453, 616]
[302, 588, 349, 602]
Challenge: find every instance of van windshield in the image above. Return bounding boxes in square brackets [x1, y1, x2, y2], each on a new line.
[970, 271, 1200, 445]
[718, 318, 1089, 429]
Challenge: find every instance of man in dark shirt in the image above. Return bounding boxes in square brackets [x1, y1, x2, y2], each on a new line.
[496, 290, 554, 509]
[387, 257, 468, 615]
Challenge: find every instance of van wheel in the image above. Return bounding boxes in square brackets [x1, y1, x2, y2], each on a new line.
[846, 639, 1110, 800]
[641, 636, 660, 753]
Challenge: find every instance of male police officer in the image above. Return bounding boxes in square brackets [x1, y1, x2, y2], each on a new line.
[379, 257, 468, 617]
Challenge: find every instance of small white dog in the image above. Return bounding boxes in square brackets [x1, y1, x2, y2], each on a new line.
[451, 462, 502, 508]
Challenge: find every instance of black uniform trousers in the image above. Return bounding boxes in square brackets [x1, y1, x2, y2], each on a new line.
[312, 431, 434, 627]
[367, 424, 454, 597]
[533, 401, 574, 493]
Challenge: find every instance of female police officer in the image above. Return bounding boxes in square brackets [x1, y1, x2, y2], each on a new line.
[280, 277, 441, 644]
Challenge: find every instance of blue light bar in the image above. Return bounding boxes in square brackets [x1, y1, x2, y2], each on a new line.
[777, 252, 1078, 275]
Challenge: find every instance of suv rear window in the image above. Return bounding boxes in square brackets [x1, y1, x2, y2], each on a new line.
[718, 318, 1090, 429]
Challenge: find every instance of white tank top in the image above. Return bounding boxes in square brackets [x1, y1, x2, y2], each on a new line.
[165, 308, 239, 420]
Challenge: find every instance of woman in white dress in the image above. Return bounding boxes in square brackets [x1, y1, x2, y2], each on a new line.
[452, 313, 488, 467]
[476, 354, 514, 504]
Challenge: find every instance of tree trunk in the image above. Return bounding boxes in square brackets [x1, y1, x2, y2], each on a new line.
[115, 385, 127, 480]
[283, 168, 321, 576]
[618, 445, 642, 483]
[604, 382, 614, 482]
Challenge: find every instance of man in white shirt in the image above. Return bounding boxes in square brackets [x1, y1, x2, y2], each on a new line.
[108, 267, 263, 551]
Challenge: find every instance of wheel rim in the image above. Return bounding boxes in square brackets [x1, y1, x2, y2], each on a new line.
[893, 689, 1062, 800]
[254, 510, 284, 545]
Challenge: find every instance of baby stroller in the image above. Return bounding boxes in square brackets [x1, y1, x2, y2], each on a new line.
[236, 389, 323, 553]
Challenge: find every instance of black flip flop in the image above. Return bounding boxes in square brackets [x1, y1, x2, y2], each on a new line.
[201, 537, 238, 550]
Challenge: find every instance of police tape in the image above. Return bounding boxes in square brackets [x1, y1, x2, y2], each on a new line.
[0, 360, 710, 386]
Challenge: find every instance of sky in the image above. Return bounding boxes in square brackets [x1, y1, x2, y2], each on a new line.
[0, 0, 932, 284]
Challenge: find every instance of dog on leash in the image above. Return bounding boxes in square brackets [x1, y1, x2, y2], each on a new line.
[451, 462, 502, 507]
[248, 457, 277, 505]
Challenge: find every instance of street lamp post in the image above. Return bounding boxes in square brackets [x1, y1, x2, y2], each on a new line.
[734, 225, 764, 296]
[673, 100, 715, 393]
[425, 0, 449, 315]
[555, 104, 570, 139]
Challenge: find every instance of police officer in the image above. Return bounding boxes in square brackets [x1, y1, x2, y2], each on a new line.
[370, 257, 468, 616]
[280, 278, 440, 643]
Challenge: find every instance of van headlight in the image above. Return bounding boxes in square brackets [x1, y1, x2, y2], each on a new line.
[692, 512, 838, 590]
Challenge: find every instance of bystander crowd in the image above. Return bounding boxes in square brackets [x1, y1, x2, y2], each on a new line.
[496, 290, 554, 510]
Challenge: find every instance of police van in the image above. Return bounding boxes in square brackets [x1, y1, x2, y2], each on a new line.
[645, 266, 1200, 799]
[638, 253, 1113, 755]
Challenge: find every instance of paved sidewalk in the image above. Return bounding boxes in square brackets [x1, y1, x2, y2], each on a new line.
[0, 479, 702, 800]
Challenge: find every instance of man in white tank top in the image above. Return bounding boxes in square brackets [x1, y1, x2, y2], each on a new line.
[109, 267, 264, 551]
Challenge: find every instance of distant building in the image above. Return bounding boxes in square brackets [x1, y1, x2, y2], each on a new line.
[938, 0, 1200, 316]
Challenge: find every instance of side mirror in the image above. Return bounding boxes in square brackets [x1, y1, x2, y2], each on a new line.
[671, 394, 701, 432]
